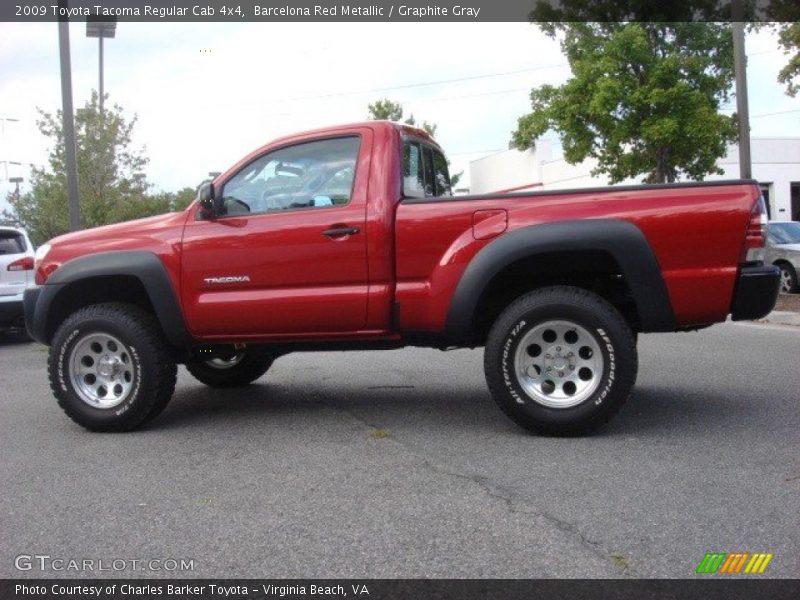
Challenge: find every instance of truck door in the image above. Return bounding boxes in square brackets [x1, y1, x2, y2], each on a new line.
[180, 132, 371, 337]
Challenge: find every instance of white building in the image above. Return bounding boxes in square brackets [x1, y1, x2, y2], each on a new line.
[469, 138, 800, 222]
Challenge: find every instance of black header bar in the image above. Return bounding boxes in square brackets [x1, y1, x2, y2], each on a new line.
[2, 579, 800, 600]
[2, 1, 797, 22]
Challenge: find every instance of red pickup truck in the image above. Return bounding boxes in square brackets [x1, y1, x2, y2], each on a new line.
[25, 121, 779, 434]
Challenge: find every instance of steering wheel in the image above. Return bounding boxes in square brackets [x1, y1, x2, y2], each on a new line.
[225, 198, 251, 215]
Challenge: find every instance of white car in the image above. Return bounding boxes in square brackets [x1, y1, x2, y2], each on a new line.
[0, 226, 35, 331]
[766, 221, 800, 294]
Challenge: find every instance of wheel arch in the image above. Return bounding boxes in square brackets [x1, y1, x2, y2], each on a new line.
[31, 251, 192, 347]
[445, 219, 676, 344]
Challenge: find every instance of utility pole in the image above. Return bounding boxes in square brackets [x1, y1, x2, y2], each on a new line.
[99, 33, 104, 112]
[58, 7, 81, 231]
[732, 0, 752, 179]
[86, 17, 116, 114]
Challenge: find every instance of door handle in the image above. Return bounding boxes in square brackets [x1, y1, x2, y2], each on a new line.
[322, 226, 360, 237]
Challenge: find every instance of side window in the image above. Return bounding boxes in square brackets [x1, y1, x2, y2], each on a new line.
[220, 136, 360, 216]
[402, 141, 452, 199]
[403, 142, 425, 199]
[423, 146, 436, 197]
[432, 149, 452, 196]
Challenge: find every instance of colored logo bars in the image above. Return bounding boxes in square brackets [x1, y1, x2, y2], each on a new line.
[696, 552, 773, 574]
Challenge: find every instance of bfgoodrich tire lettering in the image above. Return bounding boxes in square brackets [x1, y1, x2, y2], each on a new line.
[48, 303, 177, 432]
[485, 286, 637, 435]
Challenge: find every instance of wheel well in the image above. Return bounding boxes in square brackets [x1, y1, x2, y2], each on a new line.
[471, 250, 641, 344]
[773, 259, 795, 271]
[45, 276, 157, 342]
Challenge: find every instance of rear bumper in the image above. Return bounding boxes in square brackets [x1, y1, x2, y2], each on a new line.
[0, 293, 24, 327]
[731, 265, 781, 321]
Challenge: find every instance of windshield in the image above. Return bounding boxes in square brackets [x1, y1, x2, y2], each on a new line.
[769, 222, 800, 244]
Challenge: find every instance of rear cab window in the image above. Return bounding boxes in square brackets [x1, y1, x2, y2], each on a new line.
[402, 140, 452, 199]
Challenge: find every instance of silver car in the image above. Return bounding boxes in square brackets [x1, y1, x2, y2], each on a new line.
[0, 226, 35, 330]
[766, 221, 800, 294]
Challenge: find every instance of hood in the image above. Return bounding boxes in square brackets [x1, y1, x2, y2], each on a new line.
[48, 211, 189, 250]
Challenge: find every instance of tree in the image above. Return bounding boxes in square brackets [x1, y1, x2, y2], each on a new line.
[2, 92, 190, 245]
[367, 98, 437, 137]
[775, 23, 800, 97]
[511, 21, 737, 183]
[170, 186, 198, 211]
[367, 98, 460, 187]
[763, 1, 800, 96]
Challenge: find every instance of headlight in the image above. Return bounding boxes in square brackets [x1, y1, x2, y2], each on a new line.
[34, 243, 51, 267]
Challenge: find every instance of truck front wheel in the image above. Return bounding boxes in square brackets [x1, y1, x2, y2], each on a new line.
[185, 351, 274, 388]
[48, 303, 177, 432]
[484, 286, 637, 435]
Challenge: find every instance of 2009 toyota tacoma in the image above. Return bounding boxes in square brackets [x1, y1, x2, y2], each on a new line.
[24, 121, 780, 434]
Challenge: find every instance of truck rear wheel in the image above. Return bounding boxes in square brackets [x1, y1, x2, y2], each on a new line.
[48, 303, 177, 432]
[185, 351, 274, 388]
[484, 286, 637, 435]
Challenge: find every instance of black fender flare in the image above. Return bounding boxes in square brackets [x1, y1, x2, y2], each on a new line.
[445, 219, 676, 342]
[25, 251, 192, 347]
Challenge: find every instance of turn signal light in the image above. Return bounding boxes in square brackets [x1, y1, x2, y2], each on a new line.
[740, 195, 767, 263]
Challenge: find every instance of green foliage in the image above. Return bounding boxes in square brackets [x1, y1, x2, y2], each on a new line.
[367, 97, 437, 137]
[367, 98, 460, 188]
[367, 98, 405, 122]
[512, 21, 737, 183]
[776, 23, 800, 97]
[2, 92, 194, 246]
[753, 2, 800, 97]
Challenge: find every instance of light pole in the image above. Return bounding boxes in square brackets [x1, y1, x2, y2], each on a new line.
[9, 176, 23, 197]
[732, 0, 752, 179]
[58, 12, 81, 232]
[1, 161, 22, 181]
[0, 117, 19, 135]
[86, 17, 116, 113]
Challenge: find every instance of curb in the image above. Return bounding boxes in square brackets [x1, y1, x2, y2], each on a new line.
[757, 311, 800, 327]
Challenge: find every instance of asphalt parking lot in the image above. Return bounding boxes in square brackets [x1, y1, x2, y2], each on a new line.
[1, 321, 798, 579]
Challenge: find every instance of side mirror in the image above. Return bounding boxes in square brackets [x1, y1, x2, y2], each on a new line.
[197, 181, 216, 218]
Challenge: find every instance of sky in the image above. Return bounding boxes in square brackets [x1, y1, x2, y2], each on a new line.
[0, 22, 798, 211]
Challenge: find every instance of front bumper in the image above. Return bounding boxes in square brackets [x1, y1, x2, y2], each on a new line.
[0, 294, 25, 327]
[731, 265, 781, 321]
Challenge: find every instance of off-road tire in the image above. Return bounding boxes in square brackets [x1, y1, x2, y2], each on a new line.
[484, 286, 637, 435]
[48, 303, 177, 432]
[185, 351, 274, 388]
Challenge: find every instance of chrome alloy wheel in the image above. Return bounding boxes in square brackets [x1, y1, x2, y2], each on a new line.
[205, 355, 244, 369]
[513, 320, 604, 408]
[779, 267, 794, 293]
[68, 333, 136, 409]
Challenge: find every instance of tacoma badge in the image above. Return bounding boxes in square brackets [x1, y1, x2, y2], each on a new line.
[203, 275, 251, 284]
